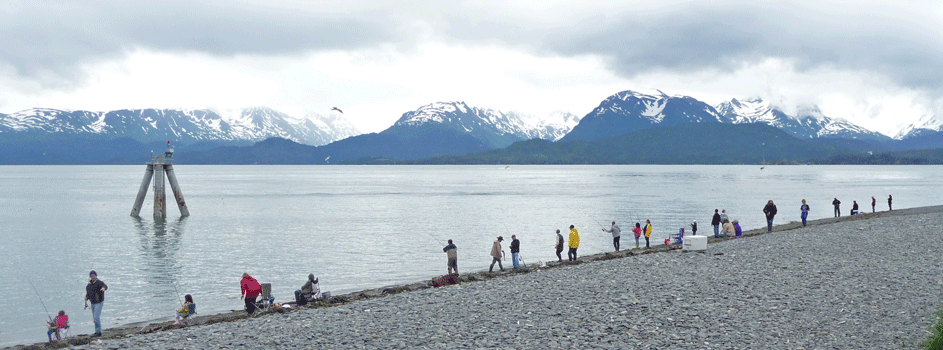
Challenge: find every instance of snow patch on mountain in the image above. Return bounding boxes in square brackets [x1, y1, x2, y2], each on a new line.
[893, 114, 942, 140]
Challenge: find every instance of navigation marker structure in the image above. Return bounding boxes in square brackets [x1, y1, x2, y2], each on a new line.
[131, 141, 190, 220]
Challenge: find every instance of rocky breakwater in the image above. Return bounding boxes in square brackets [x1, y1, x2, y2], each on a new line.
[14, 206, 943, 349]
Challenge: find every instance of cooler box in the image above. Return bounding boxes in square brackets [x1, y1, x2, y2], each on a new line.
[683, 235, 707, 251]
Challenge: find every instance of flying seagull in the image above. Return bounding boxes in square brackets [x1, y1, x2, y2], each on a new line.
[325, 156, 331, 163]
[331, 107, 343, 114]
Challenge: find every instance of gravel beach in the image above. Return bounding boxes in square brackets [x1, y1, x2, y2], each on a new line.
[27, 206, 943, 349]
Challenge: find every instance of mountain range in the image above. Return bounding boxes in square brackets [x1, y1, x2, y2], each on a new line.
[0, 89, 940, 164]
[0, 107, 360, 146]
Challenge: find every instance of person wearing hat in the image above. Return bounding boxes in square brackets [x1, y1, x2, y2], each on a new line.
[567, 225, 579, 261]
[84, 270, 107, 336]
[489, 236, 504, 272]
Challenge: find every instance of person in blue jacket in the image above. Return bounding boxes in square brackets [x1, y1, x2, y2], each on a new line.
[800, 199, 810, 226]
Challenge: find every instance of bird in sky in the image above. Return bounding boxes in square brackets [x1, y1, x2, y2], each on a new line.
[331, 107, 343, 114]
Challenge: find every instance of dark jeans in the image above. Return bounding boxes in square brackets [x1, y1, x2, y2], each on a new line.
[612, 236, 620, 251]
[801, 212, 808, 226]
[489, 257, 503, 271]
[834, 206, 840, 217]
[244, 297, 257, 314]
[767, 219, 774, 232]
[645, 236, 650, 248]
[568, 248, 577, 261]
[555, 248, 563, 261]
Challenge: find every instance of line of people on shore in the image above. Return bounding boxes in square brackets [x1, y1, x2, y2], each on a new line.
[439, 195, 899, 278]
[832, 195, 892, 218]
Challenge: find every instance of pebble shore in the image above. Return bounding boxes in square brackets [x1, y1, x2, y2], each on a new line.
[17, 206, 943, 349]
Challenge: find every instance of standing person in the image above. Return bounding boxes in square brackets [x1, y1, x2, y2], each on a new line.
[632, 223, 642, 248]
[602, 221, 621, 251]
[240, 273, 262, 314]
[443, 239, 458, 275]
[763, 200, 778, 232]
[711, 209, 721, 237]
[84, 270, 107, 337]
[888, 195, 893, 210]
[871, 196, 876, 212]
[643, 219, 653, 248]
[554, 229, 564, 262]
[567, 225, 580, 261]
[800, 199, 810, 226]
[690, 220, 697, 235]
[720, 210, 729, 223]
[510, 235, 521, 268]
[832, 198, 841, 217]
[489, 236, 504, 272]
[851, 201, 859, 215]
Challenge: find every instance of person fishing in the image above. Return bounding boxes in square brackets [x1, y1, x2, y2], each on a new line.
[84, 270, 107, 337]
[602, 221, 621, 251]
[47, 310, 68, 342]
[632, 223, 642, 248]
[509, 235, 521, 268]
[489, 236, 504, 272]
[443, 239, 458, 274]
[173, 294, 195, 326]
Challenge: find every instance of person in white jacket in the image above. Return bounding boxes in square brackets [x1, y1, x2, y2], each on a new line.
[602, 221, 621, 251]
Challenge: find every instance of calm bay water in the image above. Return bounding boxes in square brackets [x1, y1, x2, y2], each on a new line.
[1, 164, 939, 346]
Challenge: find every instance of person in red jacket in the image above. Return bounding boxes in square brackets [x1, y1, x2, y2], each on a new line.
[240, 273, 262, 314]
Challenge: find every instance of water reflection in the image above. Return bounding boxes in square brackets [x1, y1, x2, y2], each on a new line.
[133, 217, 187, 302]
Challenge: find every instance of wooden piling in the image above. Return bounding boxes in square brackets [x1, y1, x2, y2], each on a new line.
[164, 164, 190, 217]
[131, 143, 189, 220]
[153, 159, 166, 220]
[130, 164, 155, 217]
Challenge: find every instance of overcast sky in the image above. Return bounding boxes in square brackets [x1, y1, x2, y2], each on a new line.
[1, 1, 941, 135]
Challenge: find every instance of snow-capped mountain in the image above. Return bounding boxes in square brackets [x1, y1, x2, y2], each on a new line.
[383, 101, 578, 148]
[893, 114, 943, 140]
[715, 98, 890, 142]
[0, 107, 359, 146]
[560, 90, 724, 142]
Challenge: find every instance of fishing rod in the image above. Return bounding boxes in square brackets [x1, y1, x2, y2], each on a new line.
[170, 280, 184, 306]
[25, 275, 53, 322]
[423, 231, 446, 246]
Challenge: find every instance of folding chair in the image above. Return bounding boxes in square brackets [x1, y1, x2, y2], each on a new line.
[181, 303, 197, 325]
[53, 315, 70, 341]
[255, 283, 274, 313]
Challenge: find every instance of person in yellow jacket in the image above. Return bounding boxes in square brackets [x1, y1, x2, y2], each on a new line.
[643, 219, 653, 248]
[567, 225, 580, 261]
[489, 236, 504, 272]
[174, 294, 195, 325]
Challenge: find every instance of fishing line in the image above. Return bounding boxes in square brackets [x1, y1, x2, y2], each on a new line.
[170, 280, 184, 306]
[25, 275, 53, 322]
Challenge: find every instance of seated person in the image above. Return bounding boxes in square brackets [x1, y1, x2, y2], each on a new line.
[47, 310, 68, 342]
[295, 274, 319, 305]
[732, 220, 743, 236]
[174, 294, 195, 325]
[720, 221, 735, 238]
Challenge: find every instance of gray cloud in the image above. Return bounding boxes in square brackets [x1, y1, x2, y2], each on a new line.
[0, 1, 398, 83]
[3, 0, 942, 95]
